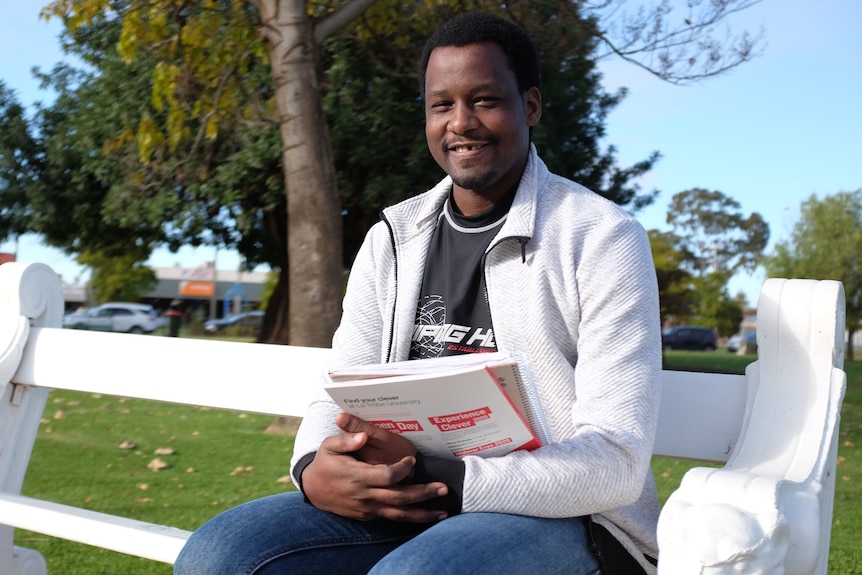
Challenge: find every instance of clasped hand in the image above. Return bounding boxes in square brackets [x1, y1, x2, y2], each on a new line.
[301, 412, 449, 523]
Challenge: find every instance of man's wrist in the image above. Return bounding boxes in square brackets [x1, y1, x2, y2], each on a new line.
[292, 451, 317, 494]
[412, 453, 465, 514]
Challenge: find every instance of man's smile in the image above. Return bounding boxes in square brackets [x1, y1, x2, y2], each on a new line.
[447, 142, 487, 153]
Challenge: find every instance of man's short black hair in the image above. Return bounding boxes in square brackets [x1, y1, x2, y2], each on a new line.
[418, 12, 541, 98]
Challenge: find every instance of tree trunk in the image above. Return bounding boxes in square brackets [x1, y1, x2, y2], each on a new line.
[250, 0, 378, 433]
[255, 0, 344, 349]
[259, 269, 291, 344]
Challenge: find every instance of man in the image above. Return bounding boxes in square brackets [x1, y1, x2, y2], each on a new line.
[175, 12, 661, 575]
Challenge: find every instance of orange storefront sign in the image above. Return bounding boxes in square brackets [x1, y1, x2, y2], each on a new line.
[179, 281, 215, 297]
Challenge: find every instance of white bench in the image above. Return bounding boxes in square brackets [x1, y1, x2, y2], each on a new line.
[0, 262, 846, 575]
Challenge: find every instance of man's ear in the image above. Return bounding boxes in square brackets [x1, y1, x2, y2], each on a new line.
[525, 87, 542, 127]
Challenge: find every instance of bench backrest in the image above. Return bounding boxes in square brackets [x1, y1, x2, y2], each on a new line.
[14, 325, 746, 462]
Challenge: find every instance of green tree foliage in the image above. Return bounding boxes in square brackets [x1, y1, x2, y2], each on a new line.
[667, 188, 769, 276]
[767, 190, 862, 360]
[689, 271, 743, 337]
[78, 250, 157, 303]
[0, 82, 41, 242]
[27, 15, 284, 310]
[648, 229, 742, 334]
[655, 187, 764, 332]
[649, 229, 694, 321]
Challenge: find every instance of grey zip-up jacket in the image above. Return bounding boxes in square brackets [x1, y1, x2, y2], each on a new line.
[291, 147, 662, 572]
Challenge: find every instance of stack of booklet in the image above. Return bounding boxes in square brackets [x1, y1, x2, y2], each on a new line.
[322, 351, 550, 460]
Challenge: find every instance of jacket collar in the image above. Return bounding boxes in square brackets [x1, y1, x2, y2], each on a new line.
[381, 144, 546, 244]
[383, 144, 548, 239]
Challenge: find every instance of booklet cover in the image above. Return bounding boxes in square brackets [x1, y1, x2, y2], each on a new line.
[323, 352, 550, 460]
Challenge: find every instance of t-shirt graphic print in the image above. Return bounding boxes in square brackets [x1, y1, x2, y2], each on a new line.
[409, 192, 513, 360]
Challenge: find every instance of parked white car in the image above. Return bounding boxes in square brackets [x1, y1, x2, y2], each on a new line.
[727, 330, 757, 353]
[64, 303, 161, 334]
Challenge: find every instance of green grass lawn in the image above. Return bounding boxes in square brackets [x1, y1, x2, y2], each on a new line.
[13, 349, 862, 572]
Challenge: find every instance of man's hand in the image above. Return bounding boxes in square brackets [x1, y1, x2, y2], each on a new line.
[301, 416, 449, 523]
[335, 411, 417, 465]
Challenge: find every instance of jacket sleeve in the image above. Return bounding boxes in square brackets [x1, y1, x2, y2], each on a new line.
[461, 215, 662, 519]
[289, 220, 394, 480]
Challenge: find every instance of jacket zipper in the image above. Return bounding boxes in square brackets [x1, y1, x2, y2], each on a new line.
[480, 235, 530, 317]
[381, 212, 398, 363]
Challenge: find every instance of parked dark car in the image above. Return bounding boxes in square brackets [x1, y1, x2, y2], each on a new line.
[661, 325, 718, 351]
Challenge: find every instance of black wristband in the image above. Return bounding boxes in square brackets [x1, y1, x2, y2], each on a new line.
[292, 451, 316, 494]
[411, 453, 465, 515]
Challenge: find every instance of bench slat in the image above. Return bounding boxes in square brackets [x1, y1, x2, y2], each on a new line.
[13, 327, 330, 417]
[653, 369, 748, 463]
[15, 327, 749, 463]
[0, 493, 190, 564]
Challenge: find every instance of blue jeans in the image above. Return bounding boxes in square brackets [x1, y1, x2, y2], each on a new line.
[174, 491, 601, 575]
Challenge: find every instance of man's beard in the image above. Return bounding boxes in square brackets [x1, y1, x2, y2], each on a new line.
[450, 168, 499, 192]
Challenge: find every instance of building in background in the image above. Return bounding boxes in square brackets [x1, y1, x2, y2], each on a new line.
[143, 265, 268, 320]
[60, 263, 269, 320]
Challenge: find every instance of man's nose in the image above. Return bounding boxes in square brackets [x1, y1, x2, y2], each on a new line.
[449, 103, 478, 134]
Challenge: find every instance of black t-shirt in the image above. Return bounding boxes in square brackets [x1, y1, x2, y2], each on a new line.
[409, 191, 514, 359]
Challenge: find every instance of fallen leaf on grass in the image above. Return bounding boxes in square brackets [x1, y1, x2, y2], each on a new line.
[148, 458, 170, 472]
[154, 447, 175, 455]
[117, 441, 137, 449]
[276, 476, 293, 485]
[53, 409, 64, 420]
[230, 466, 254, 477]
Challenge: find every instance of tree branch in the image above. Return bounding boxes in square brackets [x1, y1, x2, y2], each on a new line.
[588, 0, 766, 84]
[313, 0, 378, 45]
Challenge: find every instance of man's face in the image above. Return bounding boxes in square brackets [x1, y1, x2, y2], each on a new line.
[424, 42, 541, 205]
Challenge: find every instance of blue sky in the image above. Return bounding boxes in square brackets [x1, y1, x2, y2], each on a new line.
[2, 1, 861, 305]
